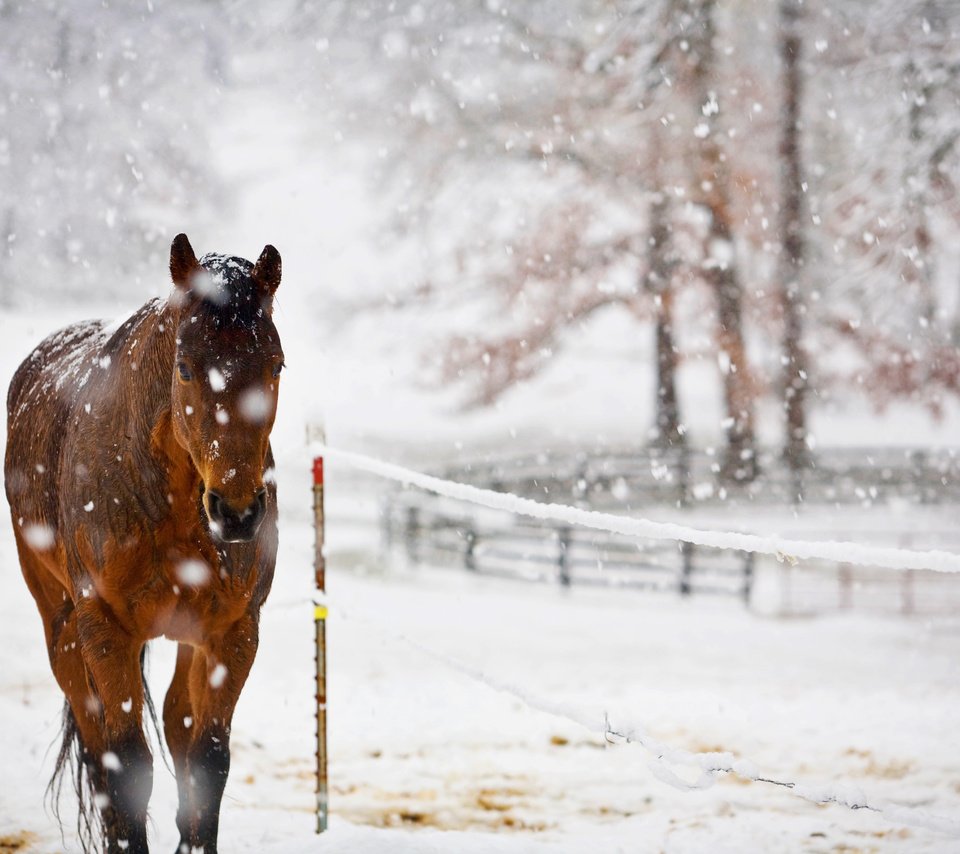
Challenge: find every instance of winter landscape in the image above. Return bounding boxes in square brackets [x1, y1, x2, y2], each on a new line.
[2, 1, 960, 852]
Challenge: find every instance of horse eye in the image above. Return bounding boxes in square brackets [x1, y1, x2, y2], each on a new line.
[177, 362, 193, 382]
[272, 362, 284, 378]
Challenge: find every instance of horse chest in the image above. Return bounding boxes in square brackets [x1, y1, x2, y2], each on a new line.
[153, 540, 257, 643]
[90, 511, 255, 644]
[158, 581, 254, 645]
[103, 560, 253, 645]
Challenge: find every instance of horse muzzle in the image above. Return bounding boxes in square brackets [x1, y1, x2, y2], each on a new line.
[205, 488, 267, 543]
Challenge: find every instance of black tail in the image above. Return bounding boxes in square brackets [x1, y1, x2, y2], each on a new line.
[46, 645, 166, 852]
[46, 699, 101, 854]
[140, 644, 170, 772]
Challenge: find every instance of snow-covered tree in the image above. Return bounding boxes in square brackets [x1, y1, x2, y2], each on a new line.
[801, 0, 960, 417]
[286, 0, 960, 468]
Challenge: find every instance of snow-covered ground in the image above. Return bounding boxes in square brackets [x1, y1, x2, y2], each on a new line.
[3, 475, 960, 852]
[3, 91, 960, 854]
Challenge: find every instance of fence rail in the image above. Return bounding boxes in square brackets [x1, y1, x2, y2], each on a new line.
[378, 445, 960, 607]
[314, 445, 960, 837]
[383, 497, 755, 599]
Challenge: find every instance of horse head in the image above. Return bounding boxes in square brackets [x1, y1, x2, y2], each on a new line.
[167, 233, 284, 543]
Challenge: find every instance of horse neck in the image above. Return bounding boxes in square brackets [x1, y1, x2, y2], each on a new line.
[116, 299, 176, 416]
[119, 300, 194, 484]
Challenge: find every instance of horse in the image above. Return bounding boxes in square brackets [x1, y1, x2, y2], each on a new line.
[4, 234, 284, 853]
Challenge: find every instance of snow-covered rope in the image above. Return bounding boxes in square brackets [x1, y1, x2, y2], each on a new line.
[314, 444, 960, 574]
[336, 603, 960, 837]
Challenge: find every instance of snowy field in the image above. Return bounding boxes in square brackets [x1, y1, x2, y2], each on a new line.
[3, 464, 960, 852]
[0, 284, 958, 851]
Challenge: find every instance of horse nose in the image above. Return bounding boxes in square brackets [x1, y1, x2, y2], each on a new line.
[205, 488, 267, 542]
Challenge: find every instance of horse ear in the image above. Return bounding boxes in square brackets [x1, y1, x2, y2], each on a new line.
[251, 245, 281, 298]
[170, 233, 200, 290]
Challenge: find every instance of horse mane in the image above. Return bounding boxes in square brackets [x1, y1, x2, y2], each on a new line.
[192, 253, 272, 333]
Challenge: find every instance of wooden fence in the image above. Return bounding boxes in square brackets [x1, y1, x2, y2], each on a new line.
[379, 446, 960, 609]
[382, 496, 755, 599]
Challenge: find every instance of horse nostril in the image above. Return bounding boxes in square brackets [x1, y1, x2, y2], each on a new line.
[242, 489, 267, 522]
[204, 488, 265, 541]
[206, 489, 226, 522]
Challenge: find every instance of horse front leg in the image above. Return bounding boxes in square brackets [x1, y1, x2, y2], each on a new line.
[75, 596, 153, 853]
[177, 613, 260, 854]
[163, 643, 196, 847]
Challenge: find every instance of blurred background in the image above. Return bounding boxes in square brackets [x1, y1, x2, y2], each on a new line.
[3, 2, 960, 850]
[5, 0, 960, 609]
[3, 0, 960, 457]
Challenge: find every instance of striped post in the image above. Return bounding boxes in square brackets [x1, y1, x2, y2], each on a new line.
[312, 454, 329, 833]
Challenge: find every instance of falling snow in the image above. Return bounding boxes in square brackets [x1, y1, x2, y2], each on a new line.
[2, 1, 960, 851]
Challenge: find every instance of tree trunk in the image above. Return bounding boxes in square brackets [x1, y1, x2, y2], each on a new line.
[686, 0, 758, 483]
[778, 0, 811, 489]
[904, 59, 936, 326]
[646, 191, 684, 450]
[707, 220, 757, 483]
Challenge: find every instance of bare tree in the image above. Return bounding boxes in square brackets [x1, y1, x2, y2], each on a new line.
[293, 0, 960, 456]
[643, 146, 684, 451]
[674, 0, 758, 481]
[777, 0, 810, 485]
[806, 0, 960, 414]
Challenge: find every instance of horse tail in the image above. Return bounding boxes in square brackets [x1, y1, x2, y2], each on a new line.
[46, 699, 101, 854]
[46, 646, 167, 851]
[140, 644, 170, 770]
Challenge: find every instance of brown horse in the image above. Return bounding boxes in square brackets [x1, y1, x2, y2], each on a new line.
[4, 234, 284, 853]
